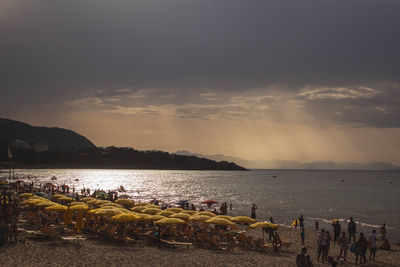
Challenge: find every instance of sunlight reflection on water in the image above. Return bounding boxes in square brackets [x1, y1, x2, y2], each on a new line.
[13, 168, 400, 241]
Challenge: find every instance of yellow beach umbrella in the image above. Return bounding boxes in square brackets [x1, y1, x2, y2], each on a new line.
[170, 213, 191, 221]
[131, 206, 147, 212]
[87, 199, 100, 205]
[35, 201, 57, 208]
[99, 205, 120, 210]
[70, 205, 89, 211]
[71, 202, 88, 206]
[115, 199, 135, 206]
[59, 196, 74, 202]
[181, 210, 197, 215]
[145, 204, 161, 209]
[87, 208, 101, 214]
[156, 210, 176, 217]
[197, 211, 216, 217]
[166, 207, 183, 213]
[249, 222, 278, 241]
[21, 198, 42, 206]
[80, 197, 95, 203]
[95, 209, 123, 217]
[111, 213, 141, 222]
[190, 215, 212, 222]
[147, 215, 167, 221]
[19, 193, 33, 198]
[134, 202, 149, 206]
[135, 213, 151, 219]
[141, 208, 163, 215]
[205, 218, 238, 229]
[100, 203, 122, 208]
[331, 219, 339, 223]
[215, 215, 233, 220]
[249, 222, 278, 229]
[52, 194, 65, 199]
[231, 216, 256, 224]
[155, 218, 187, 225]
[46, 205, 68, 211]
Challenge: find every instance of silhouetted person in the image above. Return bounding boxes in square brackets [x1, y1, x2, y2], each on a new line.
[347, 217, 356, 244]
[369, 229, 377, 261]
[251, 204, 257, 219]
[296, 247, 307, 267]
[299, 214, 304, 229]
[338, 232, 348, 261]
[356, 232, 367, 265]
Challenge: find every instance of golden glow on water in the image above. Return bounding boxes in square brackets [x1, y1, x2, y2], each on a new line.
[15, 168, 400, 243]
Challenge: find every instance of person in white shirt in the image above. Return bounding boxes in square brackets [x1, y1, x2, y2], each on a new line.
[369, 229, 378, 261]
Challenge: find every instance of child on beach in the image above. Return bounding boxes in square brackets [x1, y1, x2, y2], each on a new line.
[301, 228, 305, 245]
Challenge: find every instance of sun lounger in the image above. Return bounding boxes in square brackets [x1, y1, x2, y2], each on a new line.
[280, 239, 292, 249]
[160, 239, 192, 249]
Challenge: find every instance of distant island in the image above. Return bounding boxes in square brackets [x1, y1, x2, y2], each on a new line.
[0, 118, 246, 171]
[174, 150, 399, 171]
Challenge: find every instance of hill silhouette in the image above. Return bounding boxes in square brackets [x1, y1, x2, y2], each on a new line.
[0, 118, 95, 149]
[0, 118, 246, 170]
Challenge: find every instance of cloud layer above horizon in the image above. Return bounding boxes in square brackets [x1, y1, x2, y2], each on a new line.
[1, 0, 400, 164]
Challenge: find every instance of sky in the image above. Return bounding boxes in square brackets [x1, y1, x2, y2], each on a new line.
[1, 0, 400, 164]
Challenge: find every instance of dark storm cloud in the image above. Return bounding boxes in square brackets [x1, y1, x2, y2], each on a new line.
[1, 0, 400, 126]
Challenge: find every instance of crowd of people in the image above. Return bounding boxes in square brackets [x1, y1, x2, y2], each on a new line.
[296, 216, 391, 266]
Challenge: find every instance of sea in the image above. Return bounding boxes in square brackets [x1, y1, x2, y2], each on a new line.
[8, 169, 400, 242]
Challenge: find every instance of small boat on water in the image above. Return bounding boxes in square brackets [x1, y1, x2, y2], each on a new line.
[51, 176, 57, 180]
[74, 178, 79, 181]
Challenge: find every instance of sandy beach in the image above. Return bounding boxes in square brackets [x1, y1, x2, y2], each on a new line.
[1, 225, 399, 267]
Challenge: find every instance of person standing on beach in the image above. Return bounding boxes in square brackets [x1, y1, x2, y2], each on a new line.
[296, 247, 307, 267]
[251, 204, 257, 219]
[338, 232, 348, 261]
[315, 221, 319, 231]
[317, 229, 328, 263]
[333, 221, 341, 245]
[325, 231, 332, 262]
[369, 229, 377, 261]
[300, 228, 305, 245]
[347, 217, 356, 244]
[355, 232, 367, 264]
[299, 214, 304, 229]
[380, 223, 386, 240]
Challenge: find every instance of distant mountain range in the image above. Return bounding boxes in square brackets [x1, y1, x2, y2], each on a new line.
[174, 151, 399, 170]
[0, 118, 95, 149]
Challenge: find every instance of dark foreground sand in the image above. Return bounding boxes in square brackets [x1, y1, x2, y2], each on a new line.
[1, 226, 399, 267]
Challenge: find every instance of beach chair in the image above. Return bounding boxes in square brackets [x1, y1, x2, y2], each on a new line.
[160, 239, 193, 249]
[280, 239, 293, 249]
[254, 238, 265, 252]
